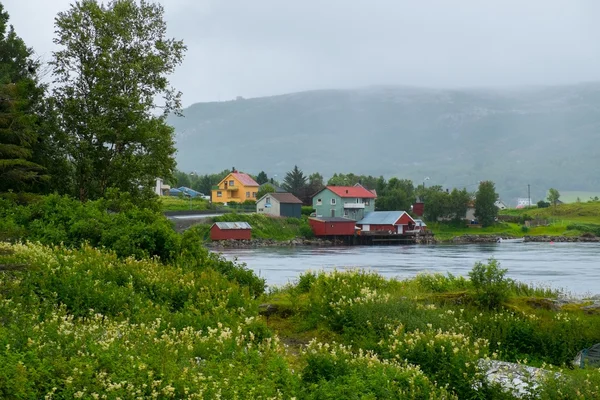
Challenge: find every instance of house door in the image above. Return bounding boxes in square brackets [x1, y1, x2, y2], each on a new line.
[397, 225, 403, 234]
[331, 209, 335, 217]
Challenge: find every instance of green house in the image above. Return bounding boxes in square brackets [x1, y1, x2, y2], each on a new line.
[312, 185, 377, 221]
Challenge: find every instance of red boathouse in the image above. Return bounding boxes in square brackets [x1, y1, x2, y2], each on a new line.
[210, 222, 252, 241]
[309, 217, 356, 236]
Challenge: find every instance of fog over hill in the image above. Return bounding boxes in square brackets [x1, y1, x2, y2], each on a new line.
[169, 84, 600, 202]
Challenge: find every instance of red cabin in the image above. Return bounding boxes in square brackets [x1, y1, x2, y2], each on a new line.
[210, 222, 252, 241]
[356, 211, 416, 234]
[309, 217, 356, 236]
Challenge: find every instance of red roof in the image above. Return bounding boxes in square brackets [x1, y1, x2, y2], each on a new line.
[326, 186, 377, 198]
[231, 172, 259, 187]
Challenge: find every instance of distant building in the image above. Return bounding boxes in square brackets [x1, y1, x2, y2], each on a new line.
[210, 222, 252, 241]
[155, 178, 170, 196]
[312, 186, 377, 221]
[495, 200, 508, 210]
[211, 170, 259, 204]
[256, 192, 303, 218]
[414, 219, 427, 231]
[516, 198, 532, 209]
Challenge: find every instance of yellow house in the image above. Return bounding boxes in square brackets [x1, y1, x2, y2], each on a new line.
[211, 171, 259, 203]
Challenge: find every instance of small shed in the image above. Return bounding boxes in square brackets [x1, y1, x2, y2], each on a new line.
[210, 222, 252, 241]
[414, 219, 427, 231]
[256, 192, 303, 218]
[309, 217, 356, 236]
[356, 211, 415, 234]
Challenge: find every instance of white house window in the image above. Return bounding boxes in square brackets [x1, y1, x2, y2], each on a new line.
[317, 199, 322, 205]
[229, 180, 235, 186]
[217, 191, 222, 197]
[246, 192, 250, 198]
[330, 198, 336, 205]
[343, 210, 348, 217]
[365, 200, 370, 206]
[266, 197, 271, 205]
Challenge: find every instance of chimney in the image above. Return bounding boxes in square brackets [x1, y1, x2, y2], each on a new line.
[232, 166, 236, 173]
[346, 189, 349, 194]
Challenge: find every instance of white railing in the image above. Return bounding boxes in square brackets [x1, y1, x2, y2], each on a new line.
[344, 202, 365, 209]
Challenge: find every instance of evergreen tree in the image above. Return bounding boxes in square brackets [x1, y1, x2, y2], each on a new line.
[0, 3, 47, 192]
[256, 171, 268, 185]
[282, 165, 307, 200]
[51, 0, 186, 201]
[475, 181, 498, 226]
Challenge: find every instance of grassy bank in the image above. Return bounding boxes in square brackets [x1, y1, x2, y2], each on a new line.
[187, 213, 314, 242]
[1, 243, 599, 399]
[159, 196, 211, 211]
[430, 201, 600, 241]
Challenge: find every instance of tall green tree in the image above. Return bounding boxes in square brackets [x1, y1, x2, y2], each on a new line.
[475, 181, 498, 227]
[282, 165, 307, 200]
[448, 188, 471, 221]
[547, 188, 560, 207]
[51, 0, 186, 201]
[305, 172, 324, 202]
[0, 3, 47, 192]
[256, 171, 268, 185]
[375, 178, 415, 212]
[256, 183, 275, 200]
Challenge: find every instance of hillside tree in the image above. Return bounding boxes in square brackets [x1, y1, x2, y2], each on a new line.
[51, 0, 186, 201]
[282, 165, 307, 200]
[547, 188, 560, 207]
[474, 181, 498, 226]
[0, 3, 48, 192]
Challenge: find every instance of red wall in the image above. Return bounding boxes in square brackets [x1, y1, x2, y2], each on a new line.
[412, 203, 424, 217]
[210, 226, 252, 240]
[364, 224, 396, 232]
[309, 219, 355, 236]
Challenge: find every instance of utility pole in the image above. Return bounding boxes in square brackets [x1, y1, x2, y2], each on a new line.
[528, 184, 531, 207]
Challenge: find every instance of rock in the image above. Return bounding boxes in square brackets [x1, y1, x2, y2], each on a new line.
[478, 359, 560, 398]
[581, 303, 600, 314]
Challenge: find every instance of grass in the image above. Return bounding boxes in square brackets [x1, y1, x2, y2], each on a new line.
[159, 195, 211, 211]
[187, 213, 313, 242]
[430, 202, 600, 241]
[3, 241, 600, 399]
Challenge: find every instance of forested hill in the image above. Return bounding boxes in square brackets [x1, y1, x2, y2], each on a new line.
[169, 84, 600, 200]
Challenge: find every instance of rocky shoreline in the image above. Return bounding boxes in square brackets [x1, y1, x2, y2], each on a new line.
[450, 234, 599, 244]
[205, 237, 346, 249]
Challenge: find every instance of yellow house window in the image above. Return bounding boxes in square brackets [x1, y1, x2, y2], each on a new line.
[229, 180, 235, 186]
[246, 192, 250, 198]
[217, 191, 222, 197]
[252, 192, 257, 198]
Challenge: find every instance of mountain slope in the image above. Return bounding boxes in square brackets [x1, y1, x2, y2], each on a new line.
[169, 84, 600, 200]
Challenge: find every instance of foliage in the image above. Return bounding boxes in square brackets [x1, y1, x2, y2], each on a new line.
[468, 258, 511, 310]
[475, 180, 499, 227]
[0, 4, 47, 192]
[301, 205, 315, 216]
[420, 186, 471, 222]
[256, 183, 275, 200]
[282, 165, 307, 201]
[0, 193, 180, 261]
[537, 200, 550, 208]
[326, 173, 378, 189]
[51, 0, 185, 201]
[256, 170, 268, 184]
[305, 172, 324, 201]
[547, 188, 561, 207]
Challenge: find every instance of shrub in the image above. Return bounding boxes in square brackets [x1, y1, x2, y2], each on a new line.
[521, 225, 529, 233]
[301, 206, 315, 216]
[468, 258, 512, 309]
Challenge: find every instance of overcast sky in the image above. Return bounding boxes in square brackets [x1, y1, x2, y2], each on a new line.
[4, 0, 600, 106]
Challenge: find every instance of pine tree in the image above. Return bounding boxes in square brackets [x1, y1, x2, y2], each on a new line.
[282, 165, 307, 200]
[0, 3, 47, 192]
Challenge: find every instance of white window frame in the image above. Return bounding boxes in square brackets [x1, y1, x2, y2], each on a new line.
[229, 180, 235, 186]
[330, 198, 336, 205]
[317, 199, 322, 205]
[217, 191, 222, 197]
[266, 197, 271, 205]
[246, 191, 250, 198]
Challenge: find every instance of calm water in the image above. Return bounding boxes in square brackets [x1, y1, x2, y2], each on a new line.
[217, 242, 600, 296]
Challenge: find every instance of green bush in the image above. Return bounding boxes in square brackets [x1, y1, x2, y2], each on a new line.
[301, 206, 315, 216]
[521, 225, 530, 233]
[468, 258, 512, 309]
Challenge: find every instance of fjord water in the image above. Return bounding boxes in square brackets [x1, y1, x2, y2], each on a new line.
[217, 243, 600, 296]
